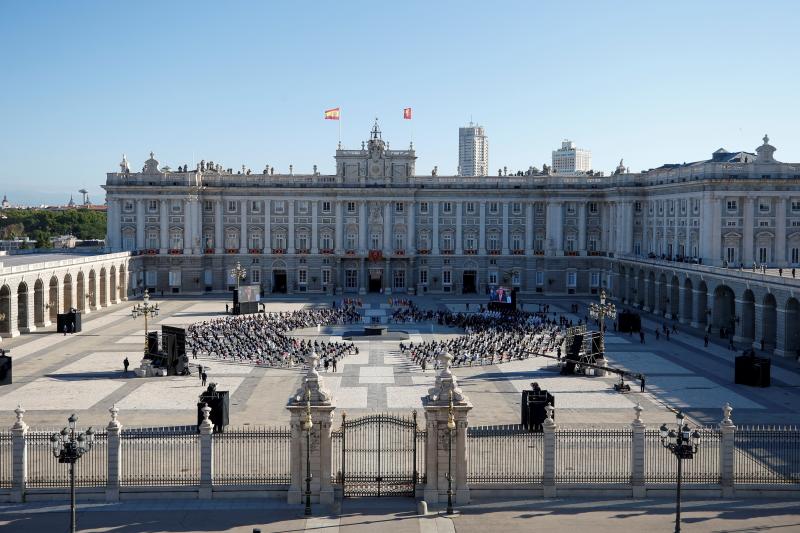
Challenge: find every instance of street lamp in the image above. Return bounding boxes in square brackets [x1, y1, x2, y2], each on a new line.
[303, 385, 313, 516]
[131, 289, 160, 357]
[588, 289, 617, 357]
[50, 414, 95, 533]
[230, 261, 247, 291]
[446, 390, 456, 515]
[659, 411, 701, 533]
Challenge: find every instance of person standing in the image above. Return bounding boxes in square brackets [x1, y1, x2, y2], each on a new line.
[198, 364, 204, 382]
[201, 370, 208, 387]
[640, 375, 646, 393]
[123, 357, 129, 374]
[639, 330, 645, 344]
[704, 334, 709, 347]
[332, 358, 338, 373]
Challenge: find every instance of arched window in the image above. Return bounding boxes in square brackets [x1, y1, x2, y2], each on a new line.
[370, 232, 381, 250]
[488, 232, 500, 251]
[297, 231, 309, 251]
[321, 232, 333, 250]
[441, 232, 453, 251]
[511, 233, 522, 251]
[346, 232, 357, 250]
[249, 230, 263, 250]
[169, 228, 183, 250]
[203, 229, 214, 250]
[418, 231, 430, 250]
[274, 232, 286, 250]
[465, 233, 476, 251]
[225, 228, 239, 249]
[394, 233, 405, 251]
[146, 229, 159, 249]
[122, 228, 136, 251]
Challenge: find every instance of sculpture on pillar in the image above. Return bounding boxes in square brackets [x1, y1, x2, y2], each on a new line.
[289, 350, 332, 406]
[426, 352, 466, 405]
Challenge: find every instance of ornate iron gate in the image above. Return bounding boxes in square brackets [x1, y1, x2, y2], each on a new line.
[335, 412, 420, 497]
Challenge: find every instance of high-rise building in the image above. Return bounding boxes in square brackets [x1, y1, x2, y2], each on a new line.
[458, 123, 488, 176]
[552, 140, 592, 174]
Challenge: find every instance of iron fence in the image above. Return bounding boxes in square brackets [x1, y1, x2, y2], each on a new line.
[416, 430, 427, 485]
[645, 427, 720, 484]
[734, 425, 800, 484]
[121, 430, 199, 486]
[26, 430, 107, 488]
[212, 427, 291, 484]
[467, 425, 543, 483]
[555, 428, 631, 483]
[0, 432, 11, 488]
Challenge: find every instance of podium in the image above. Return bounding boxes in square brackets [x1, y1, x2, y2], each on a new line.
[521, 388, 555, 432]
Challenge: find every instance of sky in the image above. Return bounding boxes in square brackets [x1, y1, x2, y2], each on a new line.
[1, 0, 799, 205]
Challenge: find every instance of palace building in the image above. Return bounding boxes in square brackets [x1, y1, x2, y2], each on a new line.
[97, 124, 800, 356]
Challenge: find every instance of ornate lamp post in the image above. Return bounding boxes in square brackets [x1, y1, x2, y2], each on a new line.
[50, 414, 95, 533]
[446, 390, 456, 515]
[303, 386, 313, 516]
[131, 289, 159, 357]
[659, 411, 701, 533]
[230, 261, 247, 291]
[588, 289, 617, 357]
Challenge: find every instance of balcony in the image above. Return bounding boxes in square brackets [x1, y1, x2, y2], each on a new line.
[534, 250, 545, 256]
[321, 248, 335, 254]
[417, 249, 430, 255]
[441, 249, 454, 255]
[368, 250, 383, 261]
[145, 249, 159, 255]
[489, 250, 501, 256]
[394, 250, 405, 256]
[204, 248, 215, 254]
[296, 249, 310, 255]
[225, 248, 238, 254]
[168, 249, 181, 255]
[565, 251, 579, 257]
[272, 248, 286, 255]
[248, 248, 263, 254]
[512, 249, 525, 255]
[345, 249, 357, 256]
[464, 249, 477, 255]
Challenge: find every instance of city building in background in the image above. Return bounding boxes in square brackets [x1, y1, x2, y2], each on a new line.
[458, 122, 489, 176]
[552, 140, 592, 174]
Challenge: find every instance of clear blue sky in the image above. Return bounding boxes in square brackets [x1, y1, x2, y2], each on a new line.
[1, 0, 798, 205]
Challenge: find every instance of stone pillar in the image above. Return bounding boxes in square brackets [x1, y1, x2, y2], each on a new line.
[455, 202, 463, 255]
[287, 351, 335, 505]
[642, 278, 651, 313]
[383, 201, 392, 254]
[691, 289, 706, 329]
[407, 201, 416, 254]
[311, 201, 319, 254]
[752, 302, 766, 351]
[183, 197, 193, 255]
[335, 201, 343, 253]
[106, 405, 122, 502]
[2, 288, 19, 338]
[422, 351, 472, 506]
[542, 405, 557, 498]
[743, 197, 754, 265]
[359, 201, 368, 254]
[288, 200, 295, 254]
[501, 202, 509, 255]
[432, 201, 440, 255]
[239, 200, 248, 254]
[160, 199, 169, 253]
[135, 199, 145, 250]
[733, 298, 751, 344]
[10, 405, 28, 503]
[773, 308, 788, 357]
[264, 199, 272, 254]
[711, 198, 722, 266]
[678, 286, 689, 325]
[776, 198, 787, 266]
[525, 203, 534, 255]
[577, 202, 587, 254]
[478, 202, 486, 255]
[719, 403, 735, 497]
[642, 203, 649, 255]
[199, 403, 214, 499]
[700, 195, 713, 262]
[215, 199, 224, 254]
[631, 404, 646, 498]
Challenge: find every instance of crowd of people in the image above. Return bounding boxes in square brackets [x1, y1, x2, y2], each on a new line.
[187, 306, 361, 368]
[400, 310, 566, 370]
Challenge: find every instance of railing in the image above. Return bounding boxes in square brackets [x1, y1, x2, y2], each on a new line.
[467, 425, 543, 483]
[212, 427, 291, 485]
[121, 430, 200, 486]
[0, 433, 12, 488]
[734, 425, 800, 484]
[26, 430, 108, 488]
[555, 428, 631, 483]
[416, 430, 427, 484]
[645, 428, 720, 483]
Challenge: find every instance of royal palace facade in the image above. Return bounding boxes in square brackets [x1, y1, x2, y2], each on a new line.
[100, 125, 800, 356]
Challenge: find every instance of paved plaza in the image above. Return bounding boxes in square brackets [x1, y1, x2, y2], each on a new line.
[0, 293, 799, 430]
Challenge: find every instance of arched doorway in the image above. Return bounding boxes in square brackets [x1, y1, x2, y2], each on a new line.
[109, 266, 117, 303]
[669, 275, 680, 318]
[682, 278, 694, 324]
[17, 282, 29, 332]
[48, 276, 59, 323]
[712, 285, 735, 337]
[762, 293, 777, 351]
[76, 271, 86, 312]
[739, 290, 755, 344]
[461, 260, 478, 294]
[63, 273, 73, 312]
[785, 298, 800, 358]
[99, 267, 107, 307]
[88, 269, 97, 310]
[34, 279, 45, 327]
[0, 285, 10, 336]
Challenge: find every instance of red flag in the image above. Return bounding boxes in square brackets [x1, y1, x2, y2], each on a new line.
[324, 107, 340, 120]
[403, 107, 412, 120]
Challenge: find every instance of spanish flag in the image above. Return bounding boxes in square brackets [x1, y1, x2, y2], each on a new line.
[403, 107, 412, 120]
[324, 107, 340, 120]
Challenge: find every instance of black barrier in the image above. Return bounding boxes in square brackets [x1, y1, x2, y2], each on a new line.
[198, 385, 230, 432]
[735, 350, 771, 387]
[0, 354, 11, 386]
[521, 386, 555, 432]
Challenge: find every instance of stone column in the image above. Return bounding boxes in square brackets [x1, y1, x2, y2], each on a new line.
[238, 200, 246, 254]
[215, 199, 223, 254]
[10, 405, 28, 503]
[642, 277, 651, 313]
[287, 351, 335, 505]
[106, 405, 122, 502]
[773, 308, 788, 357]
[1, 288, 19, 338]
[160, 199, 169, 253]
[335, 201, 343, 253]
[718, 403, 736, 497]
[432, 201, 440, 255]
[183, 197, 193, 255]
[775, 198, 787, 266]
[691, 289, 706, 329]
[542, 405, 557, 498]
[711, 198, 722, 266]
[678, 286, 689, 325]
[311, 201, 319, 254]
[135, 199, 145, 250]
[199, 403, 214, 499]
[501, 202, 509, 255]
[626, 201, 634, 254]
[525, 203, 534, 255]
[743, 197, 754, 265]
[264, 199, 272, 254]
[577, 202, 587, 254]
[733, 298, 751, 344]
[383, 201, 392, 254]
[752, 303, 766, 352]
[455, 202, 463, 255]
[478, 202, 486, 255]
[642, 202, 649, 255]
[288, 200, 295, 254]
[359, 201, 368, 254]
[631, 403, 646, 498]
[700, 195, 713, 262]
[422, 351, 472, 506]
[407, 201, 415, 254]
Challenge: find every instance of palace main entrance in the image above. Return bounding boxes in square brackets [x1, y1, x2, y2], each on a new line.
[462, 271, 477, 294]
[334, 413, 421, 497]
[272, 271, 287, 293]
[368, 269, 383, 293]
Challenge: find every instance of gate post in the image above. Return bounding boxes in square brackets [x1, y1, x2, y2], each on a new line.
[423, 352, 472, 506]
[105, 405, 122, 502]
[542, 405, 556, 497]
[719, 403, 735, 497]
[631, 403, 646, 498]
[199, 403, 214, 500]
[287, 350, 335, 505]
[10, 405, 28, 503]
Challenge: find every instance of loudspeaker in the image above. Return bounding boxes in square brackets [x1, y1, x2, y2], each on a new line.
[198, 391, 230, 432]
[56, 312, 82, 333]
[0, 356, 11, 386]
[568, 334, 584, 360]
[147, 331, 159, 355]
[161, 326, 186, 357]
